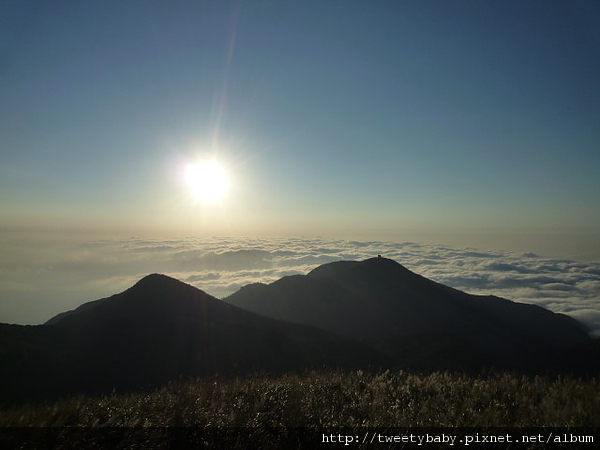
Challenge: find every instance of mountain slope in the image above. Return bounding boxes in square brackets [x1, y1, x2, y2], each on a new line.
[226, 257, 590, 370]
[0, 274, 386, 405]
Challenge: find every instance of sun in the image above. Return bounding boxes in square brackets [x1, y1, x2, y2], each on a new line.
[184, 160, 230, 204]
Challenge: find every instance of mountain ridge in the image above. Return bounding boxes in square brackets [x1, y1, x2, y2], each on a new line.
[1, 258, 597, 406]
[226, 257, 590, 370]
[2, 273, 387, 405]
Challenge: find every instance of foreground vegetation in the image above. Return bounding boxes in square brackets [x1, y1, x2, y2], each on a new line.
[1, 370, 598, 427]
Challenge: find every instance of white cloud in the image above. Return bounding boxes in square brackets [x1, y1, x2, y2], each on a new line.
[0, 235, 598, 335]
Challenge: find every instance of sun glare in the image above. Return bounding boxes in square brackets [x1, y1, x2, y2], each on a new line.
[184, 160, 230, 204]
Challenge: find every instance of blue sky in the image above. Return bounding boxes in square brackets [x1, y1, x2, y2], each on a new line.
[1, 1, 599, 253]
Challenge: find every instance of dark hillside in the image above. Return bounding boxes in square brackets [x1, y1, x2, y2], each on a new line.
[227, 257, 590, 371]
[1, 274, 386, 405]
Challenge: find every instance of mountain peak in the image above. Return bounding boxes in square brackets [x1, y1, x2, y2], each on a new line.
[307, 256, 413, 279]
[139, 273, 174, 282]
[125, 273, 200, 299]
[131, 273, 184, 289]
[46, 273, 211, 327]
[361, 256, 411, 271]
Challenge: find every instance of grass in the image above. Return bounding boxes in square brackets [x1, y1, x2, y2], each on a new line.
[1, 370, 598, 428]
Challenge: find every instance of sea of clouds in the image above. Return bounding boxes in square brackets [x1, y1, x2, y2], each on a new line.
[1, 236, 599, 336]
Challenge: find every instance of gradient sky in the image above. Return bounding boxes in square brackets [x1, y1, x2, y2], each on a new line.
[1, 1, 599, 254]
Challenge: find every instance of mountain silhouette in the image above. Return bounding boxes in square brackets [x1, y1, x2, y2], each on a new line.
[226, 257, 590, 371]
[0, 274, 385, 405]
[1, 259, 596, 406]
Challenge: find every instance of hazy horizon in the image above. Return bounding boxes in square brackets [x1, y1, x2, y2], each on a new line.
[0, 233, 598, 339]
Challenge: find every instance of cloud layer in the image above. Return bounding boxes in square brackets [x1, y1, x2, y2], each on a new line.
[1, 236, 599, 336]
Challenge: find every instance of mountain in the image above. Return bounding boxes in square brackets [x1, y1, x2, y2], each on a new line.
[0, 274, 386, 405]
[226, 257, 591, 371]
[1, 259, 595, 406]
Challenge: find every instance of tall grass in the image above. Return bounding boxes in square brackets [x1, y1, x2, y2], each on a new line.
[1, 370, 598, 427]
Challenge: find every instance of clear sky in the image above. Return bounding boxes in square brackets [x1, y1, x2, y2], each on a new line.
[1, 0, 599, 254]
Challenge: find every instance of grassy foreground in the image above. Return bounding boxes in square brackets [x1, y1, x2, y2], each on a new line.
[1, 370, 598, 427]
